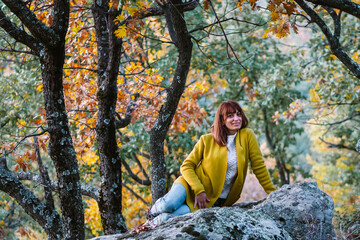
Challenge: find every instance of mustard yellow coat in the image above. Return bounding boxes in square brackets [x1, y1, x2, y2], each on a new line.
[175, 128, 276, 212]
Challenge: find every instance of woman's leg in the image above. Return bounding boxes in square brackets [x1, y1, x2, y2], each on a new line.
[171, 204, 190, 216]
[148, 183, 189, 218]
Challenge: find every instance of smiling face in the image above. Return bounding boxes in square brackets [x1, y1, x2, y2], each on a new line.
[224, 111, 242, 135]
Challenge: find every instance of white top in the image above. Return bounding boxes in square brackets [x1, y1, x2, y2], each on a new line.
[219, 132, 238, 199]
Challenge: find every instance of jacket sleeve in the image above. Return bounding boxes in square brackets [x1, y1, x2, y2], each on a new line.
[248, 129, 276, 194]
[180, 136, 206, 196]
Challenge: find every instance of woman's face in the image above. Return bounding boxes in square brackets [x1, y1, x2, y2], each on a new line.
[224, 110, 242, 135]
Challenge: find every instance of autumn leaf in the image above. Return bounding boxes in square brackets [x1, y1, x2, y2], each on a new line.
[115, 25, 127, 38]
[283, 2, 297, 16]
[203, 0, 210, 10]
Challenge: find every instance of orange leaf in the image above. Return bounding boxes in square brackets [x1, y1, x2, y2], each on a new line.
[203, 0, 210, 10]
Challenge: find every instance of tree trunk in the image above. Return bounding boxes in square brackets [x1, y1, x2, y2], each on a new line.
[150, 0, 193, 202]
[41, 46, 85, 239]
[92, 1, 127, 234]
[262, 108, 289, 186]
[0, 1, 85, 239]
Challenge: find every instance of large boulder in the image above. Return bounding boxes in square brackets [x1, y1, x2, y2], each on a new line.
[89, 181, 335, 240]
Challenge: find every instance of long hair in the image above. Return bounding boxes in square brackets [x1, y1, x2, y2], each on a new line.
[211, 101, 248, 146]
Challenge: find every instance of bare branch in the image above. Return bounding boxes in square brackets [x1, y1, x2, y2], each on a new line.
[123, 183, 150, 206]
[0, 9, 42, 55]
[306, 112, 360, 126]
[14, 171, 100, 201]
[33, 136, 55, 211]
[323, 7, 341, 40]
[1, 0, 61, 47]
[319, 137, 358, 153]
[0, 47, 36, 55]
[305, 0, 360, 19]
[295, 0, 360, 78]
[189, 17, 266, 34]
[0, 167, 62, 238]
[207, 0, 248, 71]
[132, 153, 150, 182]
[115, 93, 140, 129]
[121, 158, 151, 186]
[5, 127, 48, 156]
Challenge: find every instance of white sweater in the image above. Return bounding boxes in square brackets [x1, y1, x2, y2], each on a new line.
[219, 132, 238, 199]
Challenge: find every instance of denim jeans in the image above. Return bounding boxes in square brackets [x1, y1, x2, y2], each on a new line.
[148, 182, 190, 218]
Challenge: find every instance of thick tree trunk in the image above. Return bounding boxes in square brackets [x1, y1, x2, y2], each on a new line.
[0, 1, 85, 239]
[92, 1, 127, 234]
[41, 46, 85, 239]
[150, 0, 193, 202]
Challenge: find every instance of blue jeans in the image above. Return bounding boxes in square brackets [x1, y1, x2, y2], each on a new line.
[148, 183, 190, 218]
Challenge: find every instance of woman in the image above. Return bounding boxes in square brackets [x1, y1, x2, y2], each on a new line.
[144, 100, 276, 227]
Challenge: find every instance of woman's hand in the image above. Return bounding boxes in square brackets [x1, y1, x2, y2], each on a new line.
[194, 192, 210, 209]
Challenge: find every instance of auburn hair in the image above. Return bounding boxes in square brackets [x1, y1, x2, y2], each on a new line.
[211, 101, 248, 146]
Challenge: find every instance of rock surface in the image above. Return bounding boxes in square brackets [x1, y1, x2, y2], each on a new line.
[89, 181, 336, 240]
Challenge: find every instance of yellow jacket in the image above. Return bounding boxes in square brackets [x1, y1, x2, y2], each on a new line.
[175, 128, 276, 212]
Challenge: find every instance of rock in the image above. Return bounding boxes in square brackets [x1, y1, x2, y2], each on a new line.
[253, 181, 336, 240]
[89, 181, 336, 240]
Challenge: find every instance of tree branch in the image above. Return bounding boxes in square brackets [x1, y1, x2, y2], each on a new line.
[120, 0, 198, 25]
[52, 0, 70, 39]
[4, 127, 48, 156]
[319, 137, 358, 153]
[123, 183, 150, 206]
[13, 171, 100, 201]
[323, 7, 341, 40]
[121, 158, 151, 186]
[115, 93, 140, 129]
[132, 153, 150, 182]
[33, 136, 55, 211]
[305, 0, 360, 19]
[189, 17, 266, 34]
[0, 166, 62, 239]
[1, 0, 61, 47]
[295, 0, 360, 78]
[307, 112, 360, 126]
[0, 9, 42, 55]
[207, 0, 247, 71]
[150, 0, 194, 202]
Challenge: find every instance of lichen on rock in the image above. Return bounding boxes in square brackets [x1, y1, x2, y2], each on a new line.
[89, 181, 336, 240]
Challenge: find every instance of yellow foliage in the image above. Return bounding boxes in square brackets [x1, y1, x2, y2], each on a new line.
[329, 54, 337, 60]
[115, 26, 127, 39]
[122, 184, 151, 228]
[36, 83, 43, 92]
[84, 199, 103, 236]
[309, 88, 320, 102]
[352, 51, 359, 63]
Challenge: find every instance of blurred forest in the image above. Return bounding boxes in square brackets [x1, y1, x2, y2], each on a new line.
[0, 0, 359, 239]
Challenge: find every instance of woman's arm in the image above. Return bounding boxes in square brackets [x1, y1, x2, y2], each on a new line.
[180, 136, 207, 196]
[248, 129, 276, 194]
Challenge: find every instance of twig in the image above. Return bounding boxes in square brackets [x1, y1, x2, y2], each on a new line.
[5, 127, 48, 156]
[207, 0, 248, 71]
[123, 183, 150, 206]
[33, 136, 55, 210]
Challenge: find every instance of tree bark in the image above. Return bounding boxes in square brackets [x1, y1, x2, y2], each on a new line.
[92, 1, 127, 234]
[296, 0, 360, 79]
[0, 167, 62, 239]
[0, 1, 85, 239]
[304, 0, 360, 19]
[150, 0, 194, 202]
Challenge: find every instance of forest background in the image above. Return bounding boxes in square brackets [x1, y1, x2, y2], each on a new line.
[0, 0, 359, 239]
